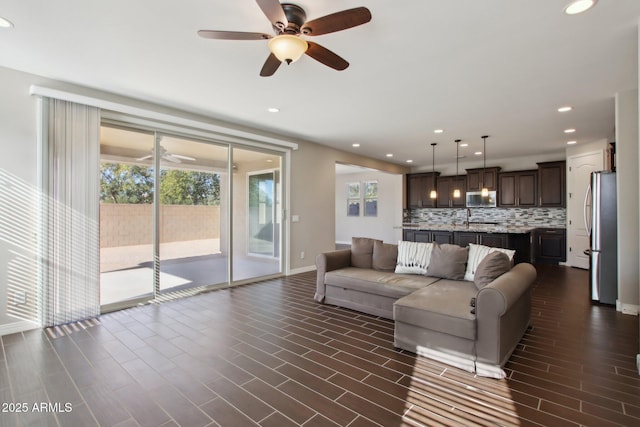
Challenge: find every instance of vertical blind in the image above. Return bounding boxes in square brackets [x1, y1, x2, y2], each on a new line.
[39, 98, 100, 327]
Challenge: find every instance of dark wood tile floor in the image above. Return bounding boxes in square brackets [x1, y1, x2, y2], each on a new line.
[0, 264, 638, 426]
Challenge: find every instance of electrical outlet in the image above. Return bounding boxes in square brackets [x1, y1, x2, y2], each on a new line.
[300, 251, 305, 259]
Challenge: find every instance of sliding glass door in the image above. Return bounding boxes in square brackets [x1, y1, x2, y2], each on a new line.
[99, 127, 155, 306]
[99, 125, 285, 310]
[231, 148, 282, 282]
[248, 171, 276, 257]
[157, 135, 228, 294]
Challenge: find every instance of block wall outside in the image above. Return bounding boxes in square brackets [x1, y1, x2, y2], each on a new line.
[100, 204, 220, 248]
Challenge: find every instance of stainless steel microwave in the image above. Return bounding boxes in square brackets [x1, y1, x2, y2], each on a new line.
[466, 191, 497, 208]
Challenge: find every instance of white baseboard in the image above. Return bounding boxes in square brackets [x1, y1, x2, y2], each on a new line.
[288, 265, 317, 275]
[0, 320, 40, 337]
[616, 300, 639, 316]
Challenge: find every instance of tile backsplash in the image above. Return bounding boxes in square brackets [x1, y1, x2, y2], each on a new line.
[404, 207, 566, 228]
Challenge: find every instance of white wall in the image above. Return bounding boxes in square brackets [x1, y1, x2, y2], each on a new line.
[566, 139, 609, 160]
[615, 89, 640, 315]
[288, 142, 408, 272]
[335, 170, 403, 245]
[0, 67, 40, 334]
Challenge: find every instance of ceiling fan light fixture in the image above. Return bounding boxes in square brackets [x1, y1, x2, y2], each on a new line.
[564, 0, 597, 15]
[268, 34, 308, 64]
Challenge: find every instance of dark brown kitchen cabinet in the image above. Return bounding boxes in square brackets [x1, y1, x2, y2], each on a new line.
[465, 167, 500, 192]
[432, 231, 454, 244]
[498, 170, 537, 207]
[537, 161, 566, 207]
[406, 172, 438, 209]
[508, 233, 534, 264]
[454, 232, 479, 247]
[454, 231, 508, 249]
[436, 176, 466, 208]
[481, 233, 509, 248]
[403, 229, 453, 244]
[535, 228, 566, 263]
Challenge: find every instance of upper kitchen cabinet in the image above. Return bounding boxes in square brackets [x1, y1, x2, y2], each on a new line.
[537, 161, 566, 207]
[498, 170, 537, 207]
[466, 167, 500, 192]
[436, 175, 466, 208]
[406, 172, 439, 208]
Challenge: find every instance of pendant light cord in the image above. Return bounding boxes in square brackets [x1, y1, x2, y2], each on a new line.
[430, 143, 437, 199]
[481, 135, 489, 194]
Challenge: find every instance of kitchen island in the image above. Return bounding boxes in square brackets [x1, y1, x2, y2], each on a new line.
[402, 223, 535, 264]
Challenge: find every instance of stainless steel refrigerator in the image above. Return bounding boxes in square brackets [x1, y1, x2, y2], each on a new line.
[586, 171, 617, 304]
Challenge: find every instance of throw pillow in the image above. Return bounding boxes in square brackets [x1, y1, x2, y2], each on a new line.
[473, 251, 511, 289]
[426, 243, 468, 280]
[395, 241, 433, 274]
[464, 243, 516, 281]
[372, 241, 398, 271]
[351, 237, 381, 269]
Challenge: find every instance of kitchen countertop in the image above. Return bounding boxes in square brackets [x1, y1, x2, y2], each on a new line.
[400, 223, 537, 234]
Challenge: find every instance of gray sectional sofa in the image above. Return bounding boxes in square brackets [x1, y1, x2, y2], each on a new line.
[315, 237, 537, 378]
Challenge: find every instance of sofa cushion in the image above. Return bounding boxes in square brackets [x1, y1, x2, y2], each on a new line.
[325, 267, 440, 299]
[474, 251, 511, 289]
[395, 241, 433, 274]
[351, 237, 381, 269]
[372, 241, 398, 271]
[464, 243, 516, 281]
[426, 243, 468, 280]
[394, 280, 478, 340]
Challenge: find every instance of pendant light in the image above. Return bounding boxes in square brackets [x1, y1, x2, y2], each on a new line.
[430, 143, 437, 199]
[453, 139, 461, 198]
[481, 135, 489, 197]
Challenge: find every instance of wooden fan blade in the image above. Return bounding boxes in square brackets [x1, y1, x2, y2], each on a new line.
[260, 53, 282, 77]
[305, 42, 349, 71]
[255, 0, 287, 27]
[198, 30, 271, 40]
[302, 7, 371, 36]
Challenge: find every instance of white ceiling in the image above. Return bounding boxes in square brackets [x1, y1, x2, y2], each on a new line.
[1, 1, 639, 171]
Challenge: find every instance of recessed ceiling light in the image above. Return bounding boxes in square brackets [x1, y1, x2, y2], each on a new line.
[474, 151, 482, 156]
[564, 0, 597, 15]
[267, 107, 279, 113]
[564, 128, 576, 133]
[567, 140, 577, 145]
[352, 143, 360, 147]
[558, 106, 573, 112]
[386, 154, 393, 157]
[460, 143, 469, 148]
[266, 159, 273, 162]
[0, 16, 13, 28]
[406, 160, 413, 163]
[434, 129, 444, 134]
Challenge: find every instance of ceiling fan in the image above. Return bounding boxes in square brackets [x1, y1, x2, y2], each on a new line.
[137, 146, 196, 164]
[198, 0, 372, 76]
